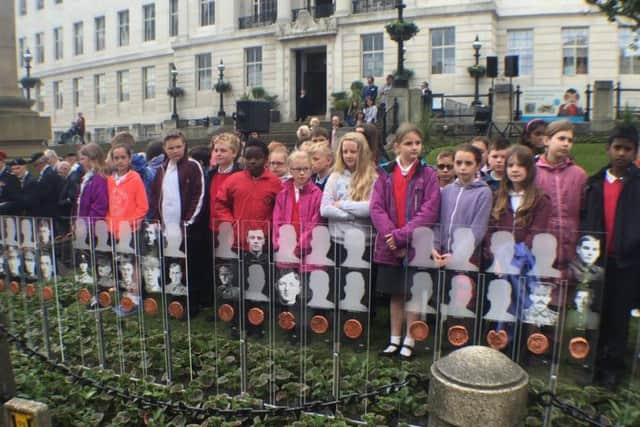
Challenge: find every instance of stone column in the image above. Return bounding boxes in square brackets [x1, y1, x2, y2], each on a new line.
[492, 83, 512, 124]
[591, 80, 614, 131]
[277, 0, 292, 23]
[0, 0, 20, 98]
[428, 346, 529, 427]
[334, 0, 351, 17]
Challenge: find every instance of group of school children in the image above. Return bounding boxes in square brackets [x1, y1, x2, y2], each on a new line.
[73, 117, 640, 390]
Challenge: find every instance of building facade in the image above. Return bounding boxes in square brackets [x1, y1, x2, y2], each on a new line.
[14, 0, 640, 142]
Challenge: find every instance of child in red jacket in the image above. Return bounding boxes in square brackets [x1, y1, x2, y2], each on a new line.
[215, 139, 282, 254]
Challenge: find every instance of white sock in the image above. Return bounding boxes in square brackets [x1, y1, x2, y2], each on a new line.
[382, 335, 401, 353]
[400, 336, 415, 357]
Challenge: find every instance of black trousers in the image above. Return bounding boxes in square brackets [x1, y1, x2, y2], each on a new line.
[597, 257, 640, 372]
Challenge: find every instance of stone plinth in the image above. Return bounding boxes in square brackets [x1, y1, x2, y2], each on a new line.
[591, 80, 615, 132]
[492, 83, 513, 124]
[3, 398, 51, 427]
[428, 346, 528, 427]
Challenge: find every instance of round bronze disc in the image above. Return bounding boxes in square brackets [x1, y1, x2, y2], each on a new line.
[26, 284, 37, 299]
[218, 304, 235, 322]
[447, 325, 469, 347]
[120, 296, 135, 313]
[569, 337, 590, 359]
[343, 318, 363, 339]
[310, 315, 329, 334]
[409, 321, 430, 342]
[42, 286, 54, 301]
[98, 291, 112, 307]
[143, 298, 159, 315]
[78, 288, 92, 304]
[278, 311, 296, 330]
[247, 307, 264, 326]
[486, 329, 509, 350]
[527, 333, 550, 355]
[9, 281, 20, 295]
[168, 301, 184, 319]
[0, 279, 5, 291]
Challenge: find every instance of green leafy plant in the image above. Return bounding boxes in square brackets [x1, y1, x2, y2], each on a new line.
[331, 91, 350, 111]
[385, 21, 419, 42]
[19, 76, 41, 89]
[250, 86, 266, 100]
[167, 87, 185, 97]
[392, 67, 415, 81]
[213, 80, 232, 93]
[467, 64, 486, 78]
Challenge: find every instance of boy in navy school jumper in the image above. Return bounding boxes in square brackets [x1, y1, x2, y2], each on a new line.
[581, 124, 640, 389]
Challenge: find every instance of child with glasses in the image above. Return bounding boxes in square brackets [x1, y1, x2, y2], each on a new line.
[272, 150, 324, 271]
[435, 150, 455, 188]
[269, 147, 291, 182]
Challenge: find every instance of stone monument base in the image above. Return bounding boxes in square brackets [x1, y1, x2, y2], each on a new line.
[0, 96, 50, 157]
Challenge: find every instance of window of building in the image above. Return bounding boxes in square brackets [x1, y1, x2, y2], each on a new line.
[169, 0, 179, 37]
[196, 53, 212, 90]
[245, 47, 262, 87]
[143, 4, 156, 41]
[53, 81, 63, 110]
[73, 22, 83, 56]
[619, 27, 640, 74]
[36, 0, 44, 10]
[19, 0, 26, 15]
[117, 70, 130, 102]
[562, 27, 588, 75]
[200, 0, 215, 26]
[95, 16, 105, 51]
[53, 27, 63, 60]
[507, 29, 533, 76]
[118, 10, 130, 46]
[361, 33, 383, 77]
[73, 77, 82, 108]
[431, 27, 455, 74]
[94, 73, 106, 104]
[143, 66, 155, 99]
[18, 37, 26, 67]
[35, 32, 44, 63]
[55, 0, 62, 3]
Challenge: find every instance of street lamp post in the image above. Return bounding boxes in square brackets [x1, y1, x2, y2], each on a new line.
[23, 48, 33, 101]
[217, 60, 226, 118]
[472, 35, 482, 106]
[170, 63, 179, 121]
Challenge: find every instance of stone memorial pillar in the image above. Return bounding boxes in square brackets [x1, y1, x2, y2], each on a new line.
[591, 80, 614, 131]
[0, 0, 50, 154]
[428, 346, 528, 427]
[3, 398, 51, 427]
[492, 83, 513, 124]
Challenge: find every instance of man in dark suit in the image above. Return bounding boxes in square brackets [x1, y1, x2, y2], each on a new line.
[0, 152, 21, 215]
[11, 158, 39, 217]
[296, 89, 311, 122]
[30, 152, 64, 220]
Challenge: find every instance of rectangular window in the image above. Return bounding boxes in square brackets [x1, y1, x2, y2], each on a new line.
[196, 53, 212, 90]
[18, 37, 26, 67]
[143, 4, 156, 41]
[36, 0, 44, 9]
[562, 27, 589, 75]
[431, 27, 456, 74]
[54, 27, 63, 60]
[94, 73, 106, 104]
[169, 0, 179, 37]
[245, 47, 263, 87]
[118, 10, 130, 46]
[619, 27, 640, 74]
[117, 70, 130, 102]
[19, 0, 26, 15]
[95, 16, 105, 51]
[200, 0, 215, 26]
[361, 33, 384, 77]
[73, 22, 83, 55]
[507, 29, 533, 76]
[143, 66, 155, 99]
[53, 81, 63, 110]
[35, 32, 44, 63]
[73, 77, 82, 108]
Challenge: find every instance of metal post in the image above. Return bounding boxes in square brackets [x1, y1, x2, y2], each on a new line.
[488, 87, 494, 120]
[217, 60, 226, 118]
[472, 35, 481, 106]
[584, 84, 591, 122]
[392, 97, 399, 133]
[615, 81, 621, 120]
[514, 85, 522, 121]
[170, 65, 178, 121]
[24, 49, 33, 101]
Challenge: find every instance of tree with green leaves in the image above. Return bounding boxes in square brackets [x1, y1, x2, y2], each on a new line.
[586, 0, 640, 28]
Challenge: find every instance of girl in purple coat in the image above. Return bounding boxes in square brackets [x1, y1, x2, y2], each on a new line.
[370, 123, 441, 359]
[76, 143, 108, 220]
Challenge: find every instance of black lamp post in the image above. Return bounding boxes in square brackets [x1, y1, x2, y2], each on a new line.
[23, 48, 33, 101]
[217, 59, 225, 118]
[393, 0, 407, 88]
[170, 63, 179, 121]
[472, 35, 482, 106]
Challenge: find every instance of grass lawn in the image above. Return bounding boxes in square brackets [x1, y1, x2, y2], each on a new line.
[425, 143, 609, 176]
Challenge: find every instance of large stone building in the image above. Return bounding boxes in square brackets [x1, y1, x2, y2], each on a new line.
[13, 0, 640, 142]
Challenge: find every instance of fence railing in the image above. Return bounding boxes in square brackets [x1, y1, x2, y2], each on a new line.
[238, 10, 277, 29]
[614, 81, 640, 119]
